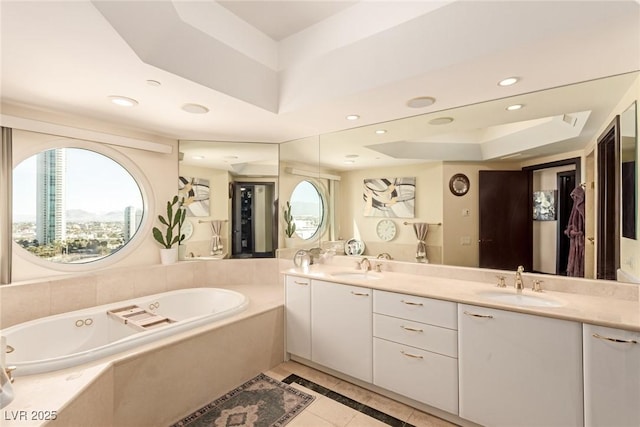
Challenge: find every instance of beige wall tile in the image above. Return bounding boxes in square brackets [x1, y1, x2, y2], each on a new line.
[95, 269, 135, 305]
[54, 369, 114, 427]
[165, 262, 195, 290]
[132, 265, 167, 297]
[113, 307, 284, 427]
[50, 275, 97, 315]
[0, 282, 51, 328]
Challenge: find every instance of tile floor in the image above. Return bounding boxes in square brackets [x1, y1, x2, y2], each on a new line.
[264, 361, 458, 427]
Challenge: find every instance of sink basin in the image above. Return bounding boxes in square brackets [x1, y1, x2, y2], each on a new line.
[332, 271, 383, 281]
[477, 290, 564, 307]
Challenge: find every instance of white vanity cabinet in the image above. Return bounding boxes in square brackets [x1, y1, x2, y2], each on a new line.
[583, 324, 640, 427]
[284, 275, 312, 359]
[373, 291, 459, 415]
[458, 304, 583, 427]
[311, 279, 373, 382]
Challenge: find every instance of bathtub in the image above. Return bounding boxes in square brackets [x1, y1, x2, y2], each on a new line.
[1, 288, 248, 377]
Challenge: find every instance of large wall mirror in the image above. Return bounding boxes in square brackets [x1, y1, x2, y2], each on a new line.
[178, 140, 279, 259]
[12, 130, 147, 268]
[621, 101, 637, 240]
[278, 71, 639, 283]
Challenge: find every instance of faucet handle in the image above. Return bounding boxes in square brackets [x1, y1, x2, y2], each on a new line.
[532, 279, 544, 292]
[496, 275, 506, 288]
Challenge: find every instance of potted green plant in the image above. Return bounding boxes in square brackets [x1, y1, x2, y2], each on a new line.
[153, 195, 186, 264]
[283, 201, 296, 247]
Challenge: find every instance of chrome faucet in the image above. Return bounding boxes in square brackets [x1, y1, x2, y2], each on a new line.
[514, 265, 524, 291]
[358, 257, 371, 271]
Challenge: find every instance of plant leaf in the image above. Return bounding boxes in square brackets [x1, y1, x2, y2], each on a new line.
[158, 215, 169, 227]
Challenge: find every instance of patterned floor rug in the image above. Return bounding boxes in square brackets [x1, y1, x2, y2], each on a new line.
[170, 373, 315, 427]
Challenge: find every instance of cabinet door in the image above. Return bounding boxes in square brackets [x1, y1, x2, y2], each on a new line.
[311, 280, 372, 382]
[458, 304, 583, 427]
[583, 324, 640, 427]
[285, 276, 311, 359]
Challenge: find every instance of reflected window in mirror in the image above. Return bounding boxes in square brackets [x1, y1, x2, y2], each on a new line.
[13, 147, 144, 264]
[621, 100, 637, 240]
[290, 180, 324, 240]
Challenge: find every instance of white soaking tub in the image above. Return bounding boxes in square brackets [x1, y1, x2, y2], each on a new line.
[1, 288, 248, 376]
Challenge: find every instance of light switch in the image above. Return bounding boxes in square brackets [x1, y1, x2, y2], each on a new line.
[460, 236, 471, 245]
[462, 208, 471, 217]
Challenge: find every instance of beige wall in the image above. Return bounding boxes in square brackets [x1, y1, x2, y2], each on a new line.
[337, 162, 443, 263]
[442, 161, 518, 267]
[179, 164, 231, 256]
[4, 104, 178, 282]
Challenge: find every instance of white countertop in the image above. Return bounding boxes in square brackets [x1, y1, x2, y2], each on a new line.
[283, 264, 640, 332]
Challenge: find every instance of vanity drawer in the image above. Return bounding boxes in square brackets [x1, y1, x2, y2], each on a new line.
[373, 290, 457, 329]
[373, 337, 458, 415]
[374, 314, 457, 357]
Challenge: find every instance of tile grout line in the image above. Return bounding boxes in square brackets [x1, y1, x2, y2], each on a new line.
[282, 374, 415, 427]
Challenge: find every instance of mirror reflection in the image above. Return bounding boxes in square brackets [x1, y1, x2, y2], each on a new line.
[13, 143, 144, 263]
[299, 72, 637, 282]
[178, 140, 278, 259]
[621, 101, 637, 240]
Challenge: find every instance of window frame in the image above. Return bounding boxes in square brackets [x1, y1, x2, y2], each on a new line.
[11, 133, 154, 272]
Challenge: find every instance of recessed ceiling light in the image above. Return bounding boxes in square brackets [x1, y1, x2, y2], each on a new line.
[192, 155, 205, 160]
[182, 103, 209, 114]
[345, 154, 359, 159]
[223, 155, 239, 160]
[146, 79, 161, 87]
[407, 96, 436, 108]
[346, 115, 360, 120]
[506, 104, 524, 111]
[428, 117, 454, 125]
[498, 77, 519, 87]
[375, 129, 387, 134]
[344, 160, 356, 164]
[109, 96, 138, 107]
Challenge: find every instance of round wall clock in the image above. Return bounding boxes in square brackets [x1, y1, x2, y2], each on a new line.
[376, 219, 397, 241]
[449, 173, 470, 196]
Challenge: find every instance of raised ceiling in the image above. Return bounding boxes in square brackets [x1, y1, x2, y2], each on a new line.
[1, 0, 639, 159]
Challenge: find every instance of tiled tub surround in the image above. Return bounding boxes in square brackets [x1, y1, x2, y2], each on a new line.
[3, 288, 249, 376]
[0, 259, 283, 427]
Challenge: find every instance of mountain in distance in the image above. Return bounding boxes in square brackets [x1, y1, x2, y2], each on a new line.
[66, 209, 125, 222]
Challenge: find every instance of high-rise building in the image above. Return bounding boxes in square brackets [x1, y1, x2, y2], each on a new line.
[123, 206, 140, 242]
[36, 148, 66, 245]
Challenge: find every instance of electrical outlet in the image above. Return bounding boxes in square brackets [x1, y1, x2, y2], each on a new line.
[460, 236, 471, 245]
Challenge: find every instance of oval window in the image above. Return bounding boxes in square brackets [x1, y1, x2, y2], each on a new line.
[12, 147, 144, 264]
[290, 180, 324, 240]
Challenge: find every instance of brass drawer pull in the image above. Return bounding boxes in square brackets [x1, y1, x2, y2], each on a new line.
[401, 325, 424, 333]
[351, 291, 370, 296]
[401, 350, 424, 359]
[464, 311, 493, 319]
[294, 281, 308, 286]
[592, 333, 637, 344]
[401, 300, 423, 306]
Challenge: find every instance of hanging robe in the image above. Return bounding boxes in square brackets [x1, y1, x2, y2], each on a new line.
[564, 186, 585, 277]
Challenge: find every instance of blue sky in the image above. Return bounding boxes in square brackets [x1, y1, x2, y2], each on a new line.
[13, 148, 143, 219]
